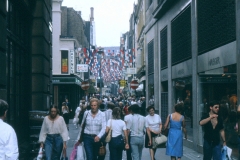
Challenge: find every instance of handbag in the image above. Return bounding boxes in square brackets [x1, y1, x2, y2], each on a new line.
[152, 134, 167, 149]
[98, 142, 106, 156]
[79, 112, 89, 143]
[105, 119, 112, 143]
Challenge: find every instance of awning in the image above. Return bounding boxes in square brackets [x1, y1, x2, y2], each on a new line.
[136, 84, 143, 91]
[52, 76, 83, 86]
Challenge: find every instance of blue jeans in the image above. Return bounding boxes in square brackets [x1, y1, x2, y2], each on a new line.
[203, 139, 221, 160]
[44, 134, 63, 160]
[109, 135, 124, 160]
[83, 134, 104, 160]
[130, 136, 144, 160]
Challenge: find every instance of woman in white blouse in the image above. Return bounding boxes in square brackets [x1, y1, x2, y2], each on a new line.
[145, 105, 162, 160]
[39, 105, 68, 160]
[106, 107, 129, 160]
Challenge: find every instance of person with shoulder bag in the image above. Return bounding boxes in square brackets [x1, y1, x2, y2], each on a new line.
[145, 105, 162, 160]
[105, 107, 129, 160]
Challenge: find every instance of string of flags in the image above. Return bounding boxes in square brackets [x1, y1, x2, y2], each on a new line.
[78, 48, 136, 82]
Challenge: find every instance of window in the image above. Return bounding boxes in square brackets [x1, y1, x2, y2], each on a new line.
[61, 50, 68, 74]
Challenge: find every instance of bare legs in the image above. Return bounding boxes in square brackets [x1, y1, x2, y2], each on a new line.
[149, 148, 156, 160]
[171, 156, 181, 160]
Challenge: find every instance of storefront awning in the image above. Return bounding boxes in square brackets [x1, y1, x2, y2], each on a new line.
[52, 76, 83, 86]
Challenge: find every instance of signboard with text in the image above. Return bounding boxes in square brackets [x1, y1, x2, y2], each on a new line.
[77, 64, 88, 72]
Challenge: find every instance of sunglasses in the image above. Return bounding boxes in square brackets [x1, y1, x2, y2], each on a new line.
[214, 106, 219, 109]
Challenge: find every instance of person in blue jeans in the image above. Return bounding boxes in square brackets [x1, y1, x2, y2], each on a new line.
[127, 104, 146, 160]
[39, 105, 69, 160]
[199, 100, 226, 160]
[106, 107, 129, 160]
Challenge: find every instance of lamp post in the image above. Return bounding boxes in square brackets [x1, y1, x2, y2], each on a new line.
[97, 47, 104, 99]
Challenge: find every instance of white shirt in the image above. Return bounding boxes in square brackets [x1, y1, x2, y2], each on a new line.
[127, 114, 145, 137]
[104, 109, 112, 122]
[124, 114, 132, 125]
[0, 119, 19, 160]
[145, 114, 162, 132]
[82, 110, 106, 138]
[107, 119, 126, 137]
[39, 116, 69, 142]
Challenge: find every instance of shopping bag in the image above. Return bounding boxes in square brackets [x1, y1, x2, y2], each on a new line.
[70, 143, 78, 160]
[222, 146, 233, 160]
[77, 144, 86, 160]
[73, 117, 79, 124]
[36, 147, 43, 160]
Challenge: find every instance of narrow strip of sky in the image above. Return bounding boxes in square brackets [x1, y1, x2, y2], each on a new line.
[62, 0, 136, 47]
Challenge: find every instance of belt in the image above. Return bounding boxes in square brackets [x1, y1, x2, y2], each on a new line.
[84, 133, 97, 137]
[47, 134, 60, 137]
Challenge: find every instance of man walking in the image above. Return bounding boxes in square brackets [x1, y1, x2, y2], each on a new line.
[0, 99, 19, 160]
[199, 100, 226, 160]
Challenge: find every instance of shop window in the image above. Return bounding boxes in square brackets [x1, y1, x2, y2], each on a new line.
[61, 50, 68, 74]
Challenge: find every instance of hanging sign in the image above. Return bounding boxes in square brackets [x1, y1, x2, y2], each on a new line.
[77, 64, 88, 72]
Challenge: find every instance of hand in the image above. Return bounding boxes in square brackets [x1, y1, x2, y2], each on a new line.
[210, 114, 218, 119]
[125, 144, 129, 149]
[76, 140, 81, 146]
[63, 143, 67, 150]
[94, 136, 100, 142]
[223, 141, 226, 146]
[40, 143, 44, 148]
[148, 140, 152, 146]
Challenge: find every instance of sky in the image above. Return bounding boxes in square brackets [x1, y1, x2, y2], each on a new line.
[62, 0, 136, 47]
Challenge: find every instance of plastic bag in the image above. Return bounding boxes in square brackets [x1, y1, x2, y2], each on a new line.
[222, 146, 233, 160]
[37, 147, 43, 160]
[77, 144, 86, 160]
[70, 143, 78, 160]
[73, 117, 79, 124]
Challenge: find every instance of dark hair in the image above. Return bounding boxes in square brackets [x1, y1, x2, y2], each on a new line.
[146, 105, 155, 112]
[0, 99, 8, 117]
[131, 104, 140, 114]
[107, 102, 115, 110]
[128, 105, 132, 112]
[112, 107, 121, 119]
[174, 103, 184, 113]
[209, 100, 219, 108]
[49, 105, 60, 114]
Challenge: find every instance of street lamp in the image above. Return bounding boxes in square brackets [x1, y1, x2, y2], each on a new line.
[97, 47, 104, 99]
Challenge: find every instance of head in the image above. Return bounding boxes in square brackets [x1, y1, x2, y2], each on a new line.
[112, 107, 121, 119]
[90, 98, 99, 114]
[107, 102, 115, 110]
[131, 104, 140, 114]
[49, 105, 59, 119]
[65, 98, 68, 102]
[209, 100, 220, 114]
[146, 105, 155, 116]
[127, 105, 132, 114]
[119, 102, 123, 107]
[174, 103, 184, 114]
[0, 99, 9, 120]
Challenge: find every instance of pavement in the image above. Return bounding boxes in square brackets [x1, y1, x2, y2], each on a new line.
[66, 119, 204, 160]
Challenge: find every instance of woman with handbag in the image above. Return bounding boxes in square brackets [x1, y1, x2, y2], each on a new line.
[145, 105, 162, 160]
[164, 103, 187, 160]
[105, 107, 129, 160]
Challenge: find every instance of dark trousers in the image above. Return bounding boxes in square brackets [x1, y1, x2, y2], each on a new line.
[109, 135, 124, 160]
[203, 140, 221, 160]
[83, 134, 105, 160]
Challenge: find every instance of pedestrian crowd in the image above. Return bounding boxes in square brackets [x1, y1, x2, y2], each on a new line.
[0, 96, 234, 160]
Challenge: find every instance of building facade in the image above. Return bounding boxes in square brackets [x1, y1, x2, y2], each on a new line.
[141, 0, 240, 156]
[0, 0, 52, 158]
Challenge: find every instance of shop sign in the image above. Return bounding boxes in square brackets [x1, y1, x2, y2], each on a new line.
[52, 77, 81, 84]
[127, 68, 136, 74]
[77, 64, 88, 72]
[119, 80, 127, 87]
[172, 59, 192, 79]
[70, 50, 74, 74]
[200, 77, 237, 83]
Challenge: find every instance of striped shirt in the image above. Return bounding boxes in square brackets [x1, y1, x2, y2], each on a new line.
[83, 110, 106, 138]
[127, 114, 146, 137]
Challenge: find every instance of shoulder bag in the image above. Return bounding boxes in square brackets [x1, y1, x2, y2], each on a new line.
[105, 119, 112, 143]
[78, 112, 89, 143]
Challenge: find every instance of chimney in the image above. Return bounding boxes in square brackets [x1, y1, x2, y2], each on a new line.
[90, 7, 94, 22]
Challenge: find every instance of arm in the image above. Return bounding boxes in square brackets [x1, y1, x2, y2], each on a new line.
[39, 117, 47, 147]
[96, 113, 106, 141]
[60, 117, 69, 149]
[5, 128, 19, 160]
[164, 115, 170, 129]
[146, 127, 152, 146]
[124, 130, 129, 149]
[199, 114, 218, 126]
[220, 129, 226, 146]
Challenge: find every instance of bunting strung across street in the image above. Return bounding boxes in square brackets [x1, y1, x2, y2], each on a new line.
[79, 47, 136, 82]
